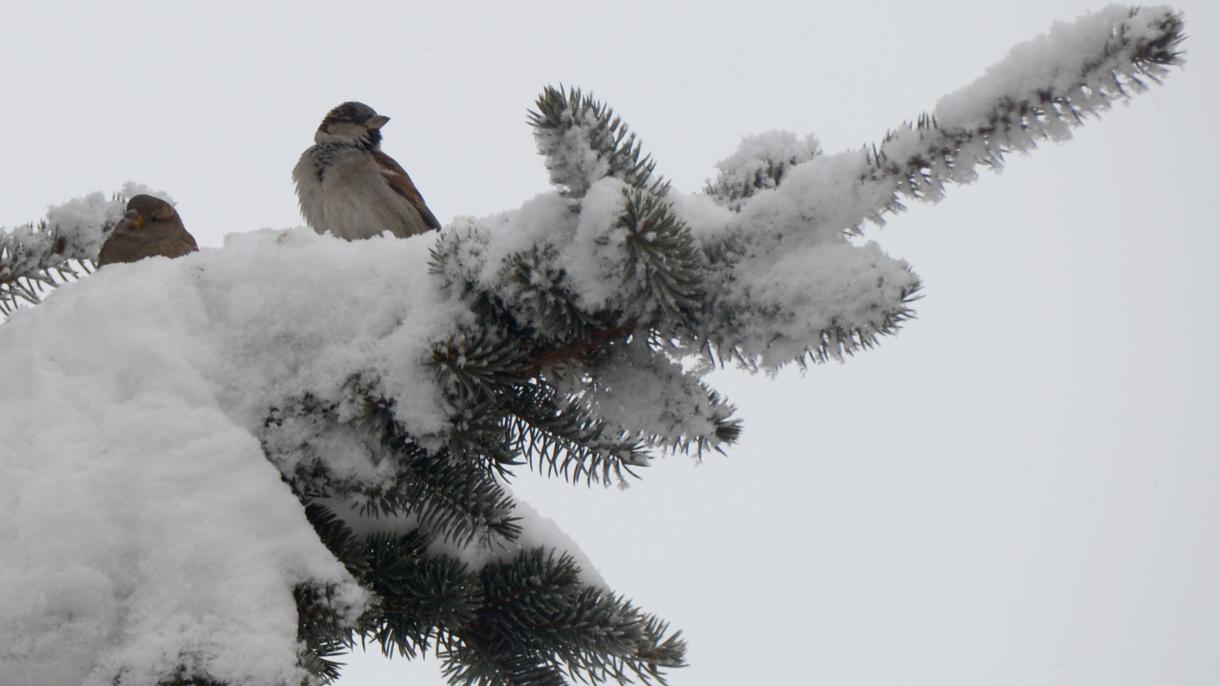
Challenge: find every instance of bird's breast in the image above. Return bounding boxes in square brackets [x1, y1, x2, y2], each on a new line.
[316, 153, 404, 240]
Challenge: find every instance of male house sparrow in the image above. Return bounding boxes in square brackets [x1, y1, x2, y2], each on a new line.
[98, 195, 198, 267]
[293, 101, 441, 240]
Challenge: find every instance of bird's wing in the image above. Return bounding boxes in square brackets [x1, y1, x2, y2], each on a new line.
[293, 148, 328, 232]
[97, 230, 144, 267]
[371, 150, 442, 231]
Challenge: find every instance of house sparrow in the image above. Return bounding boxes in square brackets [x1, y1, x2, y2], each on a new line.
[293, 101, 441, 240]
[97, 195, 198, 267]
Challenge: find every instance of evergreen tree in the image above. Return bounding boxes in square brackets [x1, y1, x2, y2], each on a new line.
[0, 6, 1184, 685]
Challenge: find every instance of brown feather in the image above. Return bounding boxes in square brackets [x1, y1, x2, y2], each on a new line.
[371, 150, 442, 231]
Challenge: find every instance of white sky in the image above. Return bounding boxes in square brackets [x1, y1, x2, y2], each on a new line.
[3, 0, 1217, 684]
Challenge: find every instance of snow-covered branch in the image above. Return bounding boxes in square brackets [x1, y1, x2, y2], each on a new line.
[530, 86, 667, 199]
[693, 4, 1182, 368]
[871, 5, 1184, 212]
[0, 5, 1184, 685]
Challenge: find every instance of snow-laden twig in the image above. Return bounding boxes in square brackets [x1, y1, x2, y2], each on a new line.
[935, 7, 1175, 220]
[697, 5, 1182, 368]
[873, 5, 1184, 212]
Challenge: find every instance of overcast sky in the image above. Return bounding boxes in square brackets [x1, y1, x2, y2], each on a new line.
[3, 0, 1217, 684]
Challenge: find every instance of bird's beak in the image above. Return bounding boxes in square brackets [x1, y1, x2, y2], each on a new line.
[366, 115, 390, 130]
[123, 209, 145, 228]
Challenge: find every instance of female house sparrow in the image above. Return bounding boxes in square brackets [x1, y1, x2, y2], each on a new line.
[98, 195, 198, 267]
[293, 101, 441, 240]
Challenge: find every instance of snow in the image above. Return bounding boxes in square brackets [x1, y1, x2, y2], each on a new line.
[557, 339, 725, 451]
[716, 239, 917, 367]
[690, 146, 919, 368]
[442, 191, 574, 290]
[533, 105, 612, 198]
[670, 5, 1180, 371]
[198, 229, 461, 440]
[935, 5, 1175, 132]
[2, 221, 649, 683]
[740, 150, 895, 243]
[669, 190, 733, 241]
[0, 228, 466, 685]
[562, 177, 631, 310]
[707, 131, 823, 210]
[0, 5, 1184, 681]
[2, 183, 909, 681]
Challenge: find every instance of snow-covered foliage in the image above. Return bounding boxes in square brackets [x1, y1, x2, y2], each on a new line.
[530, 87, 664, 198]
[693, 4, 1182, 366]
[550, 339, 737, 455]
[0, 235, 368, 686]
[704, 147, 920, 366]
[876, 5, 1184, 206]
[0, 5, 1183, 685]
[704, 131, 823, 211]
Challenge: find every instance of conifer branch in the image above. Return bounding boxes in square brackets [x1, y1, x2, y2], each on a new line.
[863, 6, 1184, 228]
[525, 322, 636, 375]
[359, 532, 481, 659]
[505, 380, 650, 486]
[0, 220, 101, 316]
[5, 7, 1185, 685]
[614, 188, 705, 328]
[302, 504, 685, 685]
[704, 132, 823, 210]
[530, 86, 667, 199]
[264, 389, 522, 547]
[442, 550, 685, 686]
[564, 343, 743, 456]
[704, 8, 1184, 233]
[295, 582, 357, 684]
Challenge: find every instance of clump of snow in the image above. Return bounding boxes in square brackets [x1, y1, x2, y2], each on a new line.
[534, 107, 612, 198]
[441, 181, 650, 333]
[693, 146, 917, 367]
[40, 191, 123, 257]
[738, 149, 895, 245]
[551, 340, 724, 451]
[707, 131, 822, 210]
[936, 5, 1172, 132]
[196, 229, 462, 440]
[443, 191, 575, 290]
[0, 228, 471, 684]
[700, 196, 918, 368]
[260, 398, 400, 491]
[725, 240, 916, 366]
[669, 190, 734, 241]
[561, 177, 630, 310]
